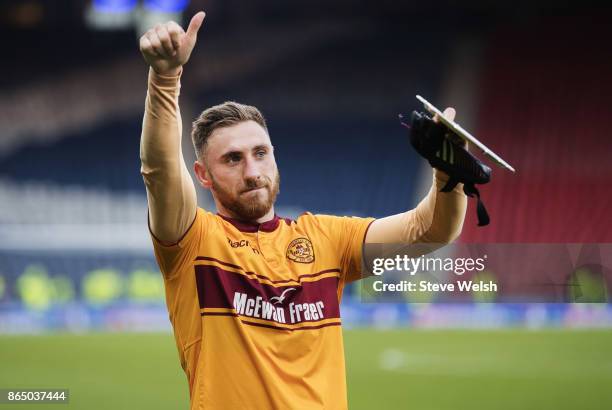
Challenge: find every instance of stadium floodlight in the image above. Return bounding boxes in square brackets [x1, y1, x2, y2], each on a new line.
[144, 0, 190, 13]
[134, 0, 189, 37]
[85, 0, 138, 30]
[85, 0, 190, 35]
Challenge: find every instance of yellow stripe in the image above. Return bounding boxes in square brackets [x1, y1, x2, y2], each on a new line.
[200, 308, 341, 329]
[242, 316, 341, 330]
[201, 307, 235, 314]
[298, 272, 339, 283]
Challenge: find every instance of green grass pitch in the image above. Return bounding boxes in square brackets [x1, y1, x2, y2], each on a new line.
[1, 329, 611, 409]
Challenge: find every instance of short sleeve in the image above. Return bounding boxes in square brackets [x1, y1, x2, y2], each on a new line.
[149, 207, 209, 280]
[314, 215, 375, 283]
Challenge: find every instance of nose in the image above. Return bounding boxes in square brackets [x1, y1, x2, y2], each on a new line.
[243, 156, 262, 182]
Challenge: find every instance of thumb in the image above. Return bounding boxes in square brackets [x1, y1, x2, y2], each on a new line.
[442, 107, 456, 122]
[186, 11, 205, 43]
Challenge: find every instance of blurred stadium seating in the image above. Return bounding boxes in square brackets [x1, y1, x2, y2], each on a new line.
[1, 3, 612, 410]
[461, 15, 612, 242]
[0, 1, 610, 331]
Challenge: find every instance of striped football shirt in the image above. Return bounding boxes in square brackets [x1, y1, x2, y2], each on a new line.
[151, 207, 374, 409]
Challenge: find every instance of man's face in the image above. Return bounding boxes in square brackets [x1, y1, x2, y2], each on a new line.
[199, 120, 280, 221]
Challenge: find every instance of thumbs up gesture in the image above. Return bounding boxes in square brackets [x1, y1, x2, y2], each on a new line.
[139, 11, 205, 76]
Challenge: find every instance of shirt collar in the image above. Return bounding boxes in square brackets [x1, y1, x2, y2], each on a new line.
[218, 213, 292, 233]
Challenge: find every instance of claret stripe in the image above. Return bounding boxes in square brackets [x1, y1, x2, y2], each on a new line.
[202, 311, 239, 317]
[194, 256, 341, 286]
[195, 265, 342, 319]
[195, 256, 241, 270]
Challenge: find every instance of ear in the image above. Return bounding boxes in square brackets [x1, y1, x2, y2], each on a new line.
[194, 160, 213, 189]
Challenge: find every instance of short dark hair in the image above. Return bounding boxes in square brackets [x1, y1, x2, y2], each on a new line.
[191, 101, 268, 160]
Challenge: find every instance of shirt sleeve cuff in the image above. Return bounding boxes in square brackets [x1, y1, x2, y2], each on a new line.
[148, 67, 183, 87]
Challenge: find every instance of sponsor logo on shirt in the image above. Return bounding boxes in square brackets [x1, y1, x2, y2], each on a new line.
[286, 238, 315, 264]
[195, 261, 341, 329]
[233, 290, 325, 324]
[270, 287, 296, 304]
[227, 237, 260, 254]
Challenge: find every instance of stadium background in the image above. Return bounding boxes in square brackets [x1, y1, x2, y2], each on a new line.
[1, 0, 611, 408]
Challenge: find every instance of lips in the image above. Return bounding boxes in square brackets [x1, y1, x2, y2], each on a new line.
[241, 186, 266, 194]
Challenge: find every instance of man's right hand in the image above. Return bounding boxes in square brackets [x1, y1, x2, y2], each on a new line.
[139, 11, 205, 76]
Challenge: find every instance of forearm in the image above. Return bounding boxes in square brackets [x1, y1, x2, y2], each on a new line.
[140, 67, 197, 243]
[365, 169, 467, 244]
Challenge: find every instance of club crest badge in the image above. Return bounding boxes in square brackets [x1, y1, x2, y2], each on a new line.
[286, 238, 315, 264]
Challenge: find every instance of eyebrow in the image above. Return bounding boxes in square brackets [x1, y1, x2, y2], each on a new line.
[252, 144, 269, 152]
[220, 150, 242, 161]
[219, 144, 270, 160]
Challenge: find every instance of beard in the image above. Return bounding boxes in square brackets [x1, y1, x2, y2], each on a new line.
[211, 171, 280, 221]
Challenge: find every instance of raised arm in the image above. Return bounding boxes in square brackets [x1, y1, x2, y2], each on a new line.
[139, 12, 205, 244]
[365, 169, 467, 244]
[365, 108, 467, 244]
